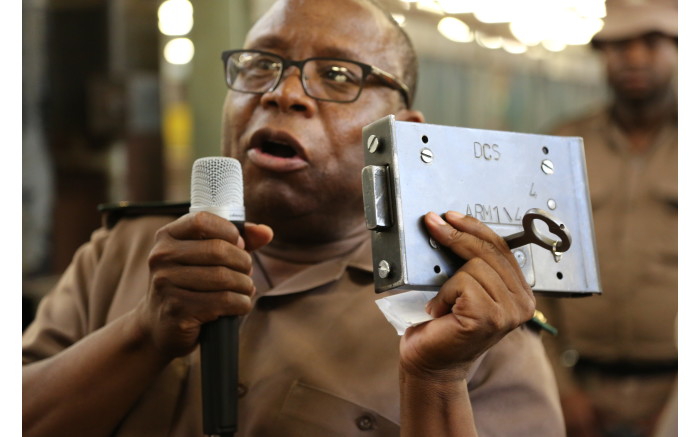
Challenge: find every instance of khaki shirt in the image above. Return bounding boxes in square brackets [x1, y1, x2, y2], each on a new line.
[539, 107, 678, 393]
[23, 215, 565, 437]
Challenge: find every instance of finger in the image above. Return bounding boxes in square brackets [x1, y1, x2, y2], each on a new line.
[451, 259, 535, 325]
[424, 212, 503, 261]
[443, 211, 528, 289]
[152, 264, 256, 295]
[403, 285, 508, 371]
[424, 212, 529, 296]
[167, 212, 242, 244]
[156, 285, 255, 323]
[427, 256, 530, 319]
[460, 257, 513, 304]
[426, 266, 492, 318]
[242, 223, 274, 252]
[150, 237, 253, 274]
[444, 211, 509, 252]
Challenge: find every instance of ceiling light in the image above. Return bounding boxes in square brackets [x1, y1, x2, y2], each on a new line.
[475, 31, 503, 49]
[437, 0, 477, 14]
[437, 17, 473, 43]
[158, 0, 193, 36]
[502, 39, 527, 54]
[542, 40, 567, 52]
[164, 37, 195, 64]
[509, 19, 547, 46]
[473, 0, 526, 23]
[416, 0, 445, 15]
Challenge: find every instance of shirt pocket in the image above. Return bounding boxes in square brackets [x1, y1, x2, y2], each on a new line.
[648, 179, 678, 267]
[651, 177, 678, 212]
[279, 379, 399, 437]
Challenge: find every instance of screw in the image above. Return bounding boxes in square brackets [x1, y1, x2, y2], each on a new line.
[378, 260, 391, 278]
[547, 199, 557, 210]
[420, 148, 433, 163]
[513, 249, 527, 268]
[429, 237, 439, 249]
[367, 135, 380, 153]
[541, 159, 554, 175]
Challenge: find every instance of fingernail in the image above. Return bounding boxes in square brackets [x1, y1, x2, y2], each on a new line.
[425, 300, 434, 317]
[426, 211, 447, 225]
[445, 211, 466, 220]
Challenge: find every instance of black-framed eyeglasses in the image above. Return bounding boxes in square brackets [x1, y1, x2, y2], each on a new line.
[221, 49, 411, 108]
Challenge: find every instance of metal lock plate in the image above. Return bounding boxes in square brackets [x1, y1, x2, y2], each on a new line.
[361, 115, 601, 297]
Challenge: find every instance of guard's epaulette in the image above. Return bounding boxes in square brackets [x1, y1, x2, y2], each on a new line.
[98, 201, 190, 229]
[527, 309, 558, 336]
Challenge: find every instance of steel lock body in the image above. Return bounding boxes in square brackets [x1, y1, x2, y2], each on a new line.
[361, 115, 601, 297]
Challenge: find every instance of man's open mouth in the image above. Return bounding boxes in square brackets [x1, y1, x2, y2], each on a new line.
[261, 139, 298, 158]
[246, 129, 309, 172]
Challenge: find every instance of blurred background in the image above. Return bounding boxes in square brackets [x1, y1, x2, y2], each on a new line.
[21, 0, 612, 329]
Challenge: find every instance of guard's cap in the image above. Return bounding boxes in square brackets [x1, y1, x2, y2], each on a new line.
[592, 0, 677, 45]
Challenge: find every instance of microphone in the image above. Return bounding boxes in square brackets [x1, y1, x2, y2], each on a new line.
[190, 157, 245, 437]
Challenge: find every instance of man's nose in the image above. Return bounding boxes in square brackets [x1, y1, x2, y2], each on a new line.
[621, 38, 653, 66]
[260, 67, 316, 115]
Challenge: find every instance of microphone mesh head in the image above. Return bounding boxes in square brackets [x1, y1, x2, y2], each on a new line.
[190, 157, 245, 220]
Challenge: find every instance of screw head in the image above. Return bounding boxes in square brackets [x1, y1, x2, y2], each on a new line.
[377, 260, 391, 278]
[420, 147, 433, 163]
[547, 199, 557, 210]
[541, 159, 555, 175]
[367, 135, 380, 153]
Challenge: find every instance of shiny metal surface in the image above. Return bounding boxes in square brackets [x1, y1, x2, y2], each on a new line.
[361, 115, 601, 297]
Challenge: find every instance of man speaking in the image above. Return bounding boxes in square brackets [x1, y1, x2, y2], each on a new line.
[23, 1, 564, 436]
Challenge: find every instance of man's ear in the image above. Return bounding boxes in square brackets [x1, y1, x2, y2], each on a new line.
[395, 108, 425, 123]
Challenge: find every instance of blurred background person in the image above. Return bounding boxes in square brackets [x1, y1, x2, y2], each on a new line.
[538, 1, 678, 436]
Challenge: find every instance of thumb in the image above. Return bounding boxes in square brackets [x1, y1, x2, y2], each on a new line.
[242, 222, 274, 252]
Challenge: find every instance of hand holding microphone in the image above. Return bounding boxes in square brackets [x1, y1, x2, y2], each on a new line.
[140, 157, 272, 436]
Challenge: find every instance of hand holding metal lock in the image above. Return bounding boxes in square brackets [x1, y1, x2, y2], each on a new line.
[502, 208, 572, 262]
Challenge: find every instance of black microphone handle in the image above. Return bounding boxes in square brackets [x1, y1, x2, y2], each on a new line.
[200, 316, 239, 437]
[201, 220, 245, 437]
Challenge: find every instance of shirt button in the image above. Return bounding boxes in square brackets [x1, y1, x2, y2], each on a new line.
[237, 383, 248, 398]
[355, 414, 377, 431]
[561, 349, 580, 368]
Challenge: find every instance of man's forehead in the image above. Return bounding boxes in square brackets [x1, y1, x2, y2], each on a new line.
[245, 0, 391, 59]
[252, 0, 377, 26]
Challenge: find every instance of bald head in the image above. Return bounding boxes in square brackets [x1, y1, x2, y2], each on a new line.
[361, 0, 418, 105]
[249, 0, 418, 108]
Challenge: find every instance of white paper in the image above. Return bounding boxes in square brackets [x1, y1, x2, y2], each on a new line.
[375, 290, 438, 335]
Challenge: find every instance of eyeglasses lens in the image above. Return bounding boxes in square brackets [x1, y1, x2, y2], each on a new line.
[226, 51, 365, 103]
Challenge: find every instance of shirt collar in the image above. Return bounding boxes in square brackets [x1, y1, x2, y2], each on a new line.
[254, 230, 374, 297]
